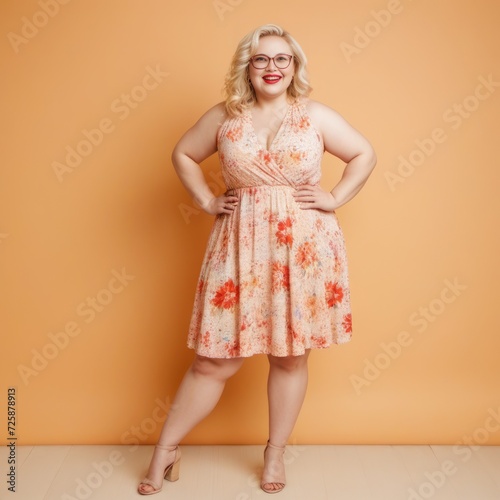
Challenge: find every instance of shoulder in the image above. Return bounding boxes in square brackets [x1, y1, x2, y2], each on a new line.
[194, 101, 229, 129]
[300, 98, 376, 161]
[173, 102, 229, 155]
[300, 98, 355, 141]
[301, 98, 344, 124]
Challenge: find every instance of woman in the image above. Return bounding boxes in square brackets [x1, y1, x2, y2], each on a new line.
[138, 24, 376, 495]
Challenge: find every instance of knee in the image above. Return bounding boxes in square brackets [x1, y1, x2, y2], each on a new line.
[269, 352, 310, 372]
[190, 355, 243, 381]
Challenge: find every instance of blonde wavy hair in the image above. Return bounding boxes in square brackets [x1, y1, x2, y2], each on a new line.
[223, 24, 312, 117]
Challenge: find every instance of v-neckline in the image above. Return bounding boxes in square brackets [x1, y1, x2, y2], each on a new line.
[247, 101, 294, 152]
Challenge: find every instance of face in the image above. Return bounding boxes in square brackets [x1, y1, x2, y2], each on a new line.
[248, 36, 295, 101]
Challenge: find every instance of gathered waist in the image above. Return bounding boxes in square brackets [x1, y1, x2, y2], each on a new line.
[230, 184, 295, 189]
[226, 185, 298, 194]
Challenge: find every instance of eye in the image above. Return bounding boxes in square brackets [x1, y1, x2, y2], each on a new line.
[276, 55, 289, 63]
[254, 56, 268, 62]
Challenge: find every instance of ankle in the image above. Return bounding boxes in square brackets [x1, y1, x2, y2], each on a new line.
[155, 444, 178, 452]
[266, 440, 286, 451]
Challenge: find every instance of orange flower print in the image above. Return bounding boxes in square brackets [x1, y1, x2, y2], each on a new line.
[258, 150, 273, 164]
[311, 335, 328, 348]
[225, 340, 241, 357]
[259, 332, 272, 350]
[267, 211, 279, 224]
[292, 116, 311, 132]
[315, 218, 325, 231]
[289, 151, 306, 164]
[226, 125, 243, 142]
[276, 217, 293, 247]
[241, 274, 260, 299]
[306, 295, 319, 318]
[197, 279, 205, 294]
[202, 331, 211, 348]
[216, 231, 231, 263]
[272, 262, 290, 292]
[325, 281, 344, 308]
[333, 253, 342, 275]
[343, 313, 352, 333]
[292, 328, 305, 344]
[211, 279, 239, 310]
[295, 241, 318, 269]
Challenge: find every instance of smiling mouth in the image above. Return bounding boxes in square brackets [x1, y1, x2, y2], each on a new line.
[262, 75, 282, 84]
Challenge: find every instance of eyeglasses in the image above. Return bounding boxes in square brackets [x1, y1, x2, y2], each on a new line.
[249, 53, 294, 69]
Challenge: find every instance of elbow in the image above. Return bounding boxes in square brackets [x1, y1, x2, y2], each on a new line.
[171, 143, 202, 172]
[171, 144, 184, 173]
[366, 146, 377, 171]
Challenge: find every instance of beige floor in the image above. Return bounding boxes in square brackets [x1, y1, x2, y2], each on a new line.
[1, 444, 499, 500]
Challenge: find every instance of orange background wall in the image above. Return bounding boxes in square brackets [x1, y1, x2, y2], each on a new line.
[1, 0, 499, 447]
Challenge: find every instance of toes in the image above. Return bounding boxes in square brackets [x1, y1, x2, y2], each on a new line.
[262, 482, 285, 492]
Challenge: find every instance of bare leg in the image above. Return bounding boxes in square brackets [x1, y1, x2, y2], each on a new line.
[262, 350, 311, 493]
[138, 354, 244, 494]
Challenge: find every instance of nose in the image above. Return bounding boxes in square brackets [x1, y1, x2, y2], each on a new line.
[265, 58, 277, 71]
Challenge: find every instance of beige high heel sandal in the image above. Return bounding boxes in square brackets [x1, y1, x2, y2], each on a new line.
[137, 444, 181, 496]
[261, 440, 286, 494]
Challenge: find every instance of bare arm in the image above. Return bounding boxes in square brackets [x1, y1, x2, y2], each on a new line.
[171, 102, 239, 215]
[293, 100, 377, 211]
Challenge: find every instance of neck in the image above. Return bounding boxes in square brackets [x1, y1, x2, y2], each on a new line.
[254, 93, 292, 113]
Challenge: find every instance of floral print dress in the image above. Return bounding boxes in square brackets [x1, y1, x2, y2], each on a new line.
[187, 97, 352, 358]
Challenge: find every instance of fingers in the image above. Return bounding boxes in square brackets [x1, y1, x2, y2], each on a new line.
[294, 184, 318, 193]
[293, 185, 335, 212]
[297, 201, 317, 210]
[293, 186, 319, 207]
[294, 194, 317, 202]
[294, 195, 316, 209]
[293, 185, 320, 197]
[218, 193, 239, 215]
